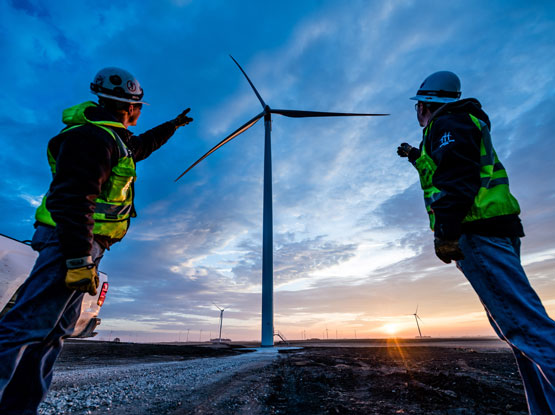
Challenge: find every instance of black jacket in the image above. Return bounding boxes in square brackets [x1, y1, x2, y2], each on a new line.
[409, 98, 524, 240]
[42, 104, 178, 258]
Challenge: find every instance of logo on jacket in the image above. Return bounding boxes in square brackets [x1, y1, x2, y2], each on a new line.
[438, 132, 455, 148]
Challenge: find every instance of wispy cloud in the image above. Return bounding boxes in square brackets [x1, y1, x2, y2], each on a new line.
[1, 0, 554, 341]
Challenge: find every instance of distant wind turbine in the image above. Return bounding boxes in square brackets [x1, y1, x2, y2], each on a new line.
[176, 55, 389, 347]
[412, 305, 423, 339]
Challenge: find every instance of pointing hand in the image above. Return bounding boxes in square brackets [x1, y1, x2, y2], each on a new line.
[172, 108, 193, 128]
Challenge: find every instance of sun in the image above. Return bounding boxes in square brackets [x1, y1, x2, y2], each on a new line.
[382, 323, 400, 336]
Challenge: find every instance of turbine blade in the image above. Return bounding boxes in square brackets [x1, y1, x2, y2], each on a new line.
[175, 111, 264, 182]
[271, 109, 389, 118]
[230, 55, 266, 109]
[417, 315, 423, 322]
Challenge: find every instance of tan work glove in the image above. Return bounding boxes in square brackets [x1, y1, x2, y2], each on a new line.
[171, 108, 193, 128]
[65, 257, 99, 296]
[434, 238, 465, 264]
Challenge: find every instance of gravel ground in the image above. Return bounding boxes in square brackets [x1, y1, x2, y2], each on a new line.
[34, 339, 527, 414]
[39, 349, 279, 415]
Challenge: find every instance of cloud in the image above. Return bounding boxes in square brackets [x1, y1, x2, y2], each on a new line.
[2, 0, 554, 340]
[231, 234, 358, 286]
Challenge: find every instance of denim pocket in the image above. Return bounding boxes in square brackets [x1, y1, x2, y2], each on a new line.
[31, 226, 58, 252]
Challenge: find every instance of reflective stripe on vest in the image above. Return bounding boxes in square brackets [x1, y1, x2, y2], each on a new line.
[414, 114, 520, 231]
[35, 117, 137, 240]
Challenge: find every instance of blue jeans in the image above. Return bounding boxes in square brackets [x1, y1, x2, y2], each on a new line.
[457, 234, 555, 415]
[0, 226, 104, 415]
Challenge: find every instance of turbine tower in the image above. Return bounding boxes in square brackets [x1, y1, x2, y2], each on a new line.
[214, 303, 225, 343]
[412, 305, 423, 339]
[176, 55, 388, 347]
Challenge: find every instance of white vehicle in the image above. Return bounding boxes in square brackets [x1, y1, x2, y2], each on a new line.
[0, 233, 108, 338]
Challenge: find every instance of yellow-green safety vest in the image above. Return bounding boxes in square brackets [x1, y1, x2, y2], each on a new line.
[35, 102, 137, 240]
[414, 113, 520, 231]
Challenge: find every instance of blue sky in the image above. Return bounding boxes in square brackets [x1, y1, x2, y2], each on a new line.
[1, 0, 554, 342]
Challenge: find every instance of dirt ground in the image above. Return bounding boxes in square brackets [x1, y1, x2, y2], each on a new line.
[57, 340, 529, 415]
[56, 339, 242, 370]
[263, 346, 528, 415]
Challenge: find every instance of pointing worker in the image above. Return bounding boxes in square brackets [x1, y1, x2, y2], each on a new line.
[398, 71, 555, 414]
[0, 67, 193, 414]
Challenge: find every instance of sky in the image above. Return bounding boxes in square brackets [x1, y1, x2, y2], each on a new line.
[1, 0, 554, 343]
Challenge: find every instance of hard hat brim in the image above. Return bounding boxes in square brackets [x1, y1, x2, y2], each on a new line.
[92, 91, 149, 105]
[410, 95, 458, 103]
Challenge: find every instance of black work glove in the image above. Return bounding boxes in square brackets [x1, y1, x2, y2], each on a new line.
[171, 108, 193, 128]
[397, 142, 414, 157]
[434, 238, 465, 264]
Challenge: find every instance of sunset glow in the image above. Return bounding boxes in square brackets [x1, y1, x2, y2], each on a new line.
[382, 323, 400, 336]
[1, 1, 553, 343]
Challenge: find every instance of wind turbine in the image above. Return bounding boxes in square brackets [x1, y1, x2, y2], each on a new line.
[412, 305, 423, 339]
[213, 302, 225, 343]
[176, 55, 388, 347]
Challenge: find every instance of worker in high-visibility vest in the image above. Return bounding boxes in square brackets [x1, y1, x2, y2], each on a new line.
[398, 71, 555, 415]
[0, 67, 193, 413]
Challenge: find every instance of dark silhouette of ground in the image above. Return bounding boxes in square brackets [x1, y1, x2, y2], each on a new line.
[264, 346, 527, 415]
[56, 340, 528, 414]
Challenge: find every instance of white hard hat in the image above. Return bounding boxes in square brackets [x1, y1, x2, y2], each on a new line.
[410, 71, 461, 103]
[90, 67, 148, 104]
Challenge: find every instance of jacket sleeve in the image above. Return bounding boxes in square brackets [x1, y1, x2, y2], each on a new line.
[126, 122, 178, 162]
[427, 115, 482, 240]
[408, 145, 421, 165]
[45, 126, 117, 259]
